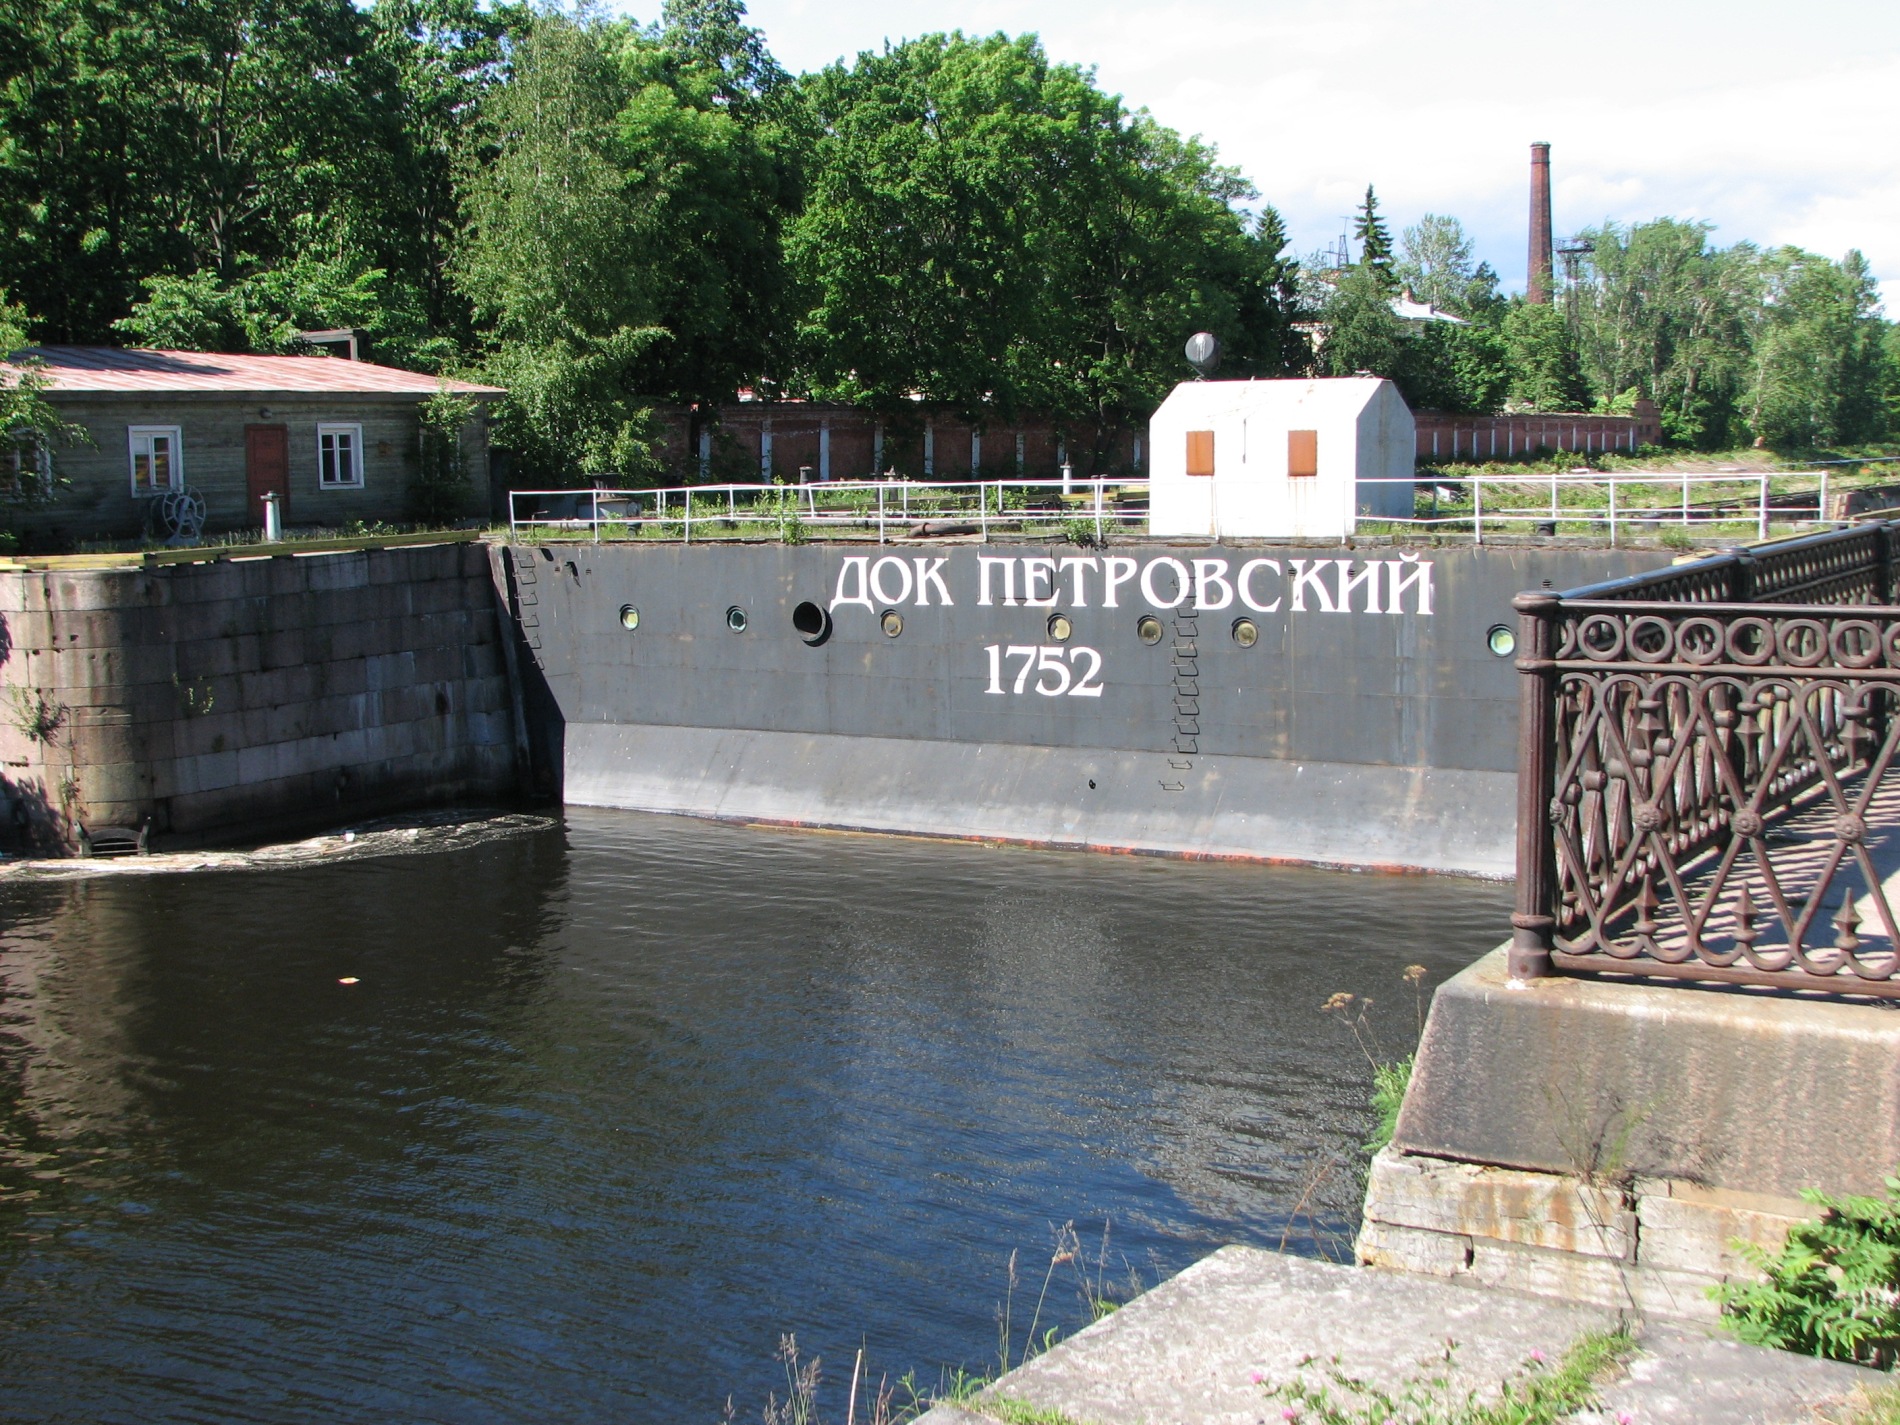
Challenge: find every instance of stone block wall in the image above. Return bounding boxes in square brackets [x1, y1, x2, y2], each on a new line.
[1357, 1147, 1807, 1321]
[0, 541, 520, 851]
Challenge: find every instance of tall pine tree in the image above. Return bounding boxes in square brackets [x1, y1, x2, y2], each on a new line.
[1353, 184, 1396, 294]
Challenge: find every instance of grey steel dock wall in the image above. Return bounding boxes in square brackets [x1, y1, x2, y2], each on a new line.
[504, 541, 1669, 875]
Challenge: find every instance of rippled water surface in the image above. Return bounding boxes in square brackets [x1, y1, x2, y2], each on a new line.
[0, 809, 1511, 1422]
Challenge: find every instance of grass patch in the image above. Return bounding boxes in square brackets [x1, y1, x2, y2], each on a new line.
[1258, 1326, 1634, 1425]
[962, 1397, 1095, 1425]
[1839, 1380, 1900, 1425]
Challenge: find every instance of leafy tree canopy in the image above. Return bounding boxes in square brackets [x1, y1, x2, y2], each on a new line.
[783, 31, 1306, 464]
[0, 0, 1890, 468]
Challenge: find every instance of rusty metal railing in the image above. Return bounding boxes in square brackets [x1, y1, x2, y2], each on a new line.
[1512, 521, 1900, 995]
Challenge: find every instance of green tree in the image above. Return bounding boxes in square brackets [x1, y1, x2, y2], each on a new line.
[1503, 301, 1588, 411]
[1402, 321, 1508, 415]
[785, 31, 1281, 467]
[1744, 247, 1890, 448]
[0, 291, 87, 504]
[455, 10, 665, 482]
[1320, 264, 1406, 380]
[1570, 219, 1753, 447]
[1396, 214, 1502, 320]
[1353, 185, 1396, 294]
[1227, 206, 1314, 378]
[0, 0, 502, 357]
[611, 6, 803, 406]
[114, 241, 450, 368]
[657, 0, 787, 105]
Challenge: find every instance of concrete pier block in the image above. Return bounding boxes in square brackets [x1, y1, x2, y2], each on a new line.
[1396, 946, 1900, 1201]
[1360, 944, 1898, 1319]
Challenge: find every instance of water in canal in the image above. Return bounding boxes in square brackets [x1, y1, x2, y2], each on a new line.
[0, 809, 1511, 1423]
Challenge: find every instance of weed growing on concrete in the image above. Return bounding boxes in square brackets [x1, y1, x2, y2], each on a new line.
[959, 1398, 1093, 1425]
[1256, 1326, 1633, 1425]
[1323, 963, 1432, 1160]
[1061, 518, 1102, 548]
[5, 685, 66, 744]
[1715, 1168, 1900, 1367]
[760, 479, 809, 545]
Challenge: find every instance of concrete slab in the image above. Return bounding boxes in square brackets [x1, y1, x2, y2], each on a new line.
[916, 1246, 1881, 1425]
[1584, 1323, 1886, 1425]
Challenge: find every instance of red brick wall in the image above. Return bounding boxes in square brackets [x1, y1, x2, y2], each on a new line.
[650, 402, 1143, 482]
[1413, 400, 1662, 461]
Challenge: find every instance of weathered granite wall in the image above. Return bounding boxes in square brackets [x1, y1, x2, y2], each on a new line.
[0, 541, 519, 850]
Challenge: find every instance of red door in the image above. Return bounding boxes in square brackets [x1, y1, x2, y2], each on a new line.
[245, 424, 289, 528]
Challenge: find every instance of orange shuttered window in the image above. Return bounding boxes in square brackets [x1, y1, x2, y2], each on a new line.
[1288, 429, 1318, 477]
[1185, 429, 1215, 477]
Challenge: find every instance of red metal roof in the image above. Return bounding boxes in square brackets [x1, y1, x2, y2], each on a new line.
[9, 347, 503, 396]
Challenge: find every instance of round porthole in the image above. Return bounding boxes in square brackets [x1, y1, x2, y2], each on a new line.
[618, 604, 640, 631]
[1047, 613, 1073, 643]
[880, 609, 904, 638]
[1136, 615, 1164, 646]
[1232, 618, 1258, 648]
[792, 601, 831, 646]
[1486, 624, 1517, 658]
[726, 606, 749, 633]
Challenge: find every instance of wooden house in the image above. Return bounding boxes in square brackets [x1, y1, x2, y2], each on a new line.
[5, 347, 502, 546]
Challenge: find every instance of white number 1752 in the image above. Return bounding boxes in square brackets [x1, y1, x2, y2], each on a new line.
[983, 644, 1104, 697]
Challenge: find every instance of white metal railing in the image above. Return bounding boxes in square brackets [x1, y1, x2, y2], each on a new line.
[506, 469, 1866, 546]
[507, 477, 1151, 544]
[1352, 469, 1835, 545]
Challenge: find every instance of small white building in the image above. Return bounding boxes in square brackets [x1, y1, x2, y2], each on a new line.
[1147, 377, 1415, 539]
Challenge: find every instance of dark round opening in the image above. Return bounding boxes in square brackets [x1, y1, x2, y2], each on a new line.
[792, 601, 831, 646]
[879, 610, 904, 638]
[1047, 613, 1073, 643]
[1136, 615, 1163, 646]
[726, 606, 749, 634]
[619, 604, 640, 631]
[1232, 617, 1258, 648]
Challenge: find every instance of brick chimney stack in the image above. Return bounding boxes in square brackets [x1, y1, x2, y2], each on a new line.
[1528, 141, 1554, 304]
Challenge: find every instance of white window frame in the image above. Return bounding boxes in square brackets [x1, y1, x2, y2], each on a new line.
[127, 426, 184, 498]
[317, 423, 365, 489]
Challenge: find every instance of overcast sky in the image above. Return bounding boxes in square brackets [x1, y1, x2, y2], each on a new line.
[620, 0, 1899, 308]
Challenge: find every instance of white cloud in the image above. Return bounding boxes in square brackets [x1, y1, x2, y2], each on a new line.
[631, 0, 1900, 302]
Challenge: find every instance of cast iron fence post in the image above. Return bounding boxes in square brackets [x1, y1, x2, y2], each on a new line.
[1510, 591, 1560, 979]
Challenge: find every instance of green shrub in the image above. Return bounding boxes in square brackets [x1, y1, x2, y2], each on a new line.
[1714, 1170, 1900, 1367]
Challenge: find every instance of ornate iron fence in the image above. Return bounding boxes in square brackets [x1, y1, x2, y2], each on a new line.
[1512, 522, 1900, 995]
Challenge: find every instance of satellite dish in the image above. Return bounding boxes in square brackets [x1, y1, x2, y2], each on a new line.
[1184, 332, 1220, 378]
